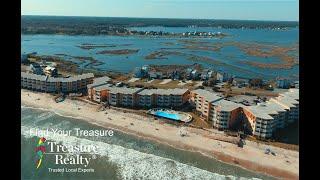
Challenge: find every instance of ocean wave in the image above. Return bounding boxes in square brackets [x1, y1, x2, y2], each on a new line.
[21, 105, 84, 122]
[35, 111, 56, 121]
[21, 124, 261, 180]
[20, 114, 34, 121]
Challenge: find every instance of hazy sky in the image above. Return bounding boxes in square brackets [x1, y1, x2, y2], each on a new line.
[21, 0, 299, 21]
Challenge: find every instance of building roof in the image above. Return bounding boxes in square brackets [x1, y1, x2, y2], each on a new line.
[266, 88, 299, 109]
[108, 87, 143, 94]
[272, 97, 298, 108]
[280, 88, 299, 100]
[60, 73, 94, 83]
[75, 73, 94, 80]
[94, 84, 113, 91]
[255, 103, 281, 115]
[47, 77, 63, 82]
[30, 63, 41, 68]
[87, 76, 111, 89]
[21, 72, 94, 83]
[227, 95, 258, 106]
[192, 89, 223, 103]
[21, 72, 47, 81]
[264, 101, 287, 113]
[138, 88, 189, 96]
[246, 105, 274, 120]
[44, 66, 56, 71]
[93, 76, 111, 84]
[233, 77, 249, 82]
[93, 84, 143, 94]
[243, 88, 299, 119]
[212, 99, 243, 112]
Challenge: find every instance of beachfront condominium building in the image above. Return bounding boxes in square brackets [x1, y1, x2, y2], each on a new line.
[263, 101, 287, 129]
[190, 89, 223, 121]
[241, 89, 299, 138]
[87, 82, 189, 108]
[192, 89, 248, 130]
[87, 82, 143, 107]
[46, 77, 62, 93]
[210, 99, 243, 130]
[137, 88, 189, 108]
[90, 84, 113, 103]
[21, 72, 94, 93]
[191, 89, 248, 130]
[87, 76, 112, 101]
[21, 72, 48, 91]
[243, 105, 278, 138]
[270, 89, 299, 124]
[60, 74, 94, 93]
[107, 87, 143, 107]
[241, 100, 290, 138]
[191, 88, 299, 138]
[137, 89, 154, 107]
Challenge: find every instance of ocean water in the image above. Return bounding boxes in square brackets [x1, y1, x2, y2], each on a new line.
[21, 27, 298, 80]
[21, 106, 274, 180]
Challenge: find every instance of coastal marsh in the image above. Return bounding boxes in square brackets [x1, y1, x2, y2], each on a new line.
[22, 26, 299, 80]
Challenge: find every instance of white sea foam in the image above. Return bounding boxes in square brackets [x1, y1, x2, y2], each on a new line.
[35, 111, 56, 122]
[21, 105, 84, 122]
[21, 114, 34, 121]
[21, 123, 262, 180]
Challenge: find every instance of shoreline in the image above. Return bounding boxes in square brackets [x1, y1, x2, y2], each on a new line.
[21, 90, 299, 179]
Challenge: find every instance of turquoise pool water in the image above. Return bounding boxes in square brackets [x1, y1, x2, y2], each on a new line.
[155, 111, 181, 121]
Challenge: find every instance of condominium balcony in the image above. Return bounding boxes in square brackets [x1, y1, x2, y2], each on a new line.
[254, 128, 273, 133]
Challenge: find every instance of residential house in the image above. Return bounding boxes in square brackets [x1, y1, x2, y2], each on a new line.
[29, 63, 44, 75]
[44, 66, 58, 77]
[232, 77, 249, 87]
[148, 71, 163, 79]
[200, 69, 214, 81]
[216, 72, 224, 82]
[21, 53, 28, 63]
[294, 81, 299, 89]
[276, 78, 291, 89]
[133, 67, 143, 78]
[191, 70, 200, 80]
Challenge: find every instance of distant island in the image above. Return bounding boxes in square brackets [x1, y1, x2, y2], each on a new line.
[21, 15, 298, 36]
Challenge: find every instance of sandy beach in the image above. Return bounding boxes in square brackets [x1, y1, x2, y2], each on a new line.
[21, 89, 299, 179]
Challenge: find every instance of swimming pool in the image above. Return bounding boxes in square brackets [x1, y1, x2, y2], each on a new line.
[154, 111, 181, 121]
[147, 108, 193, 122]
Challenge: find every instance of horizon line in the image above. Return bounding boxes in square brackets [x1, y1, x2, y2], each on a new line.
[21, 14, 299, 23]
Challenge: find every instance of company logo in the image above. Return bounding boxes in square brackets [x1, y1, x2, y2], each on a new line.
[32, 136, 98, 173]
[35, 137, 46, 169]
